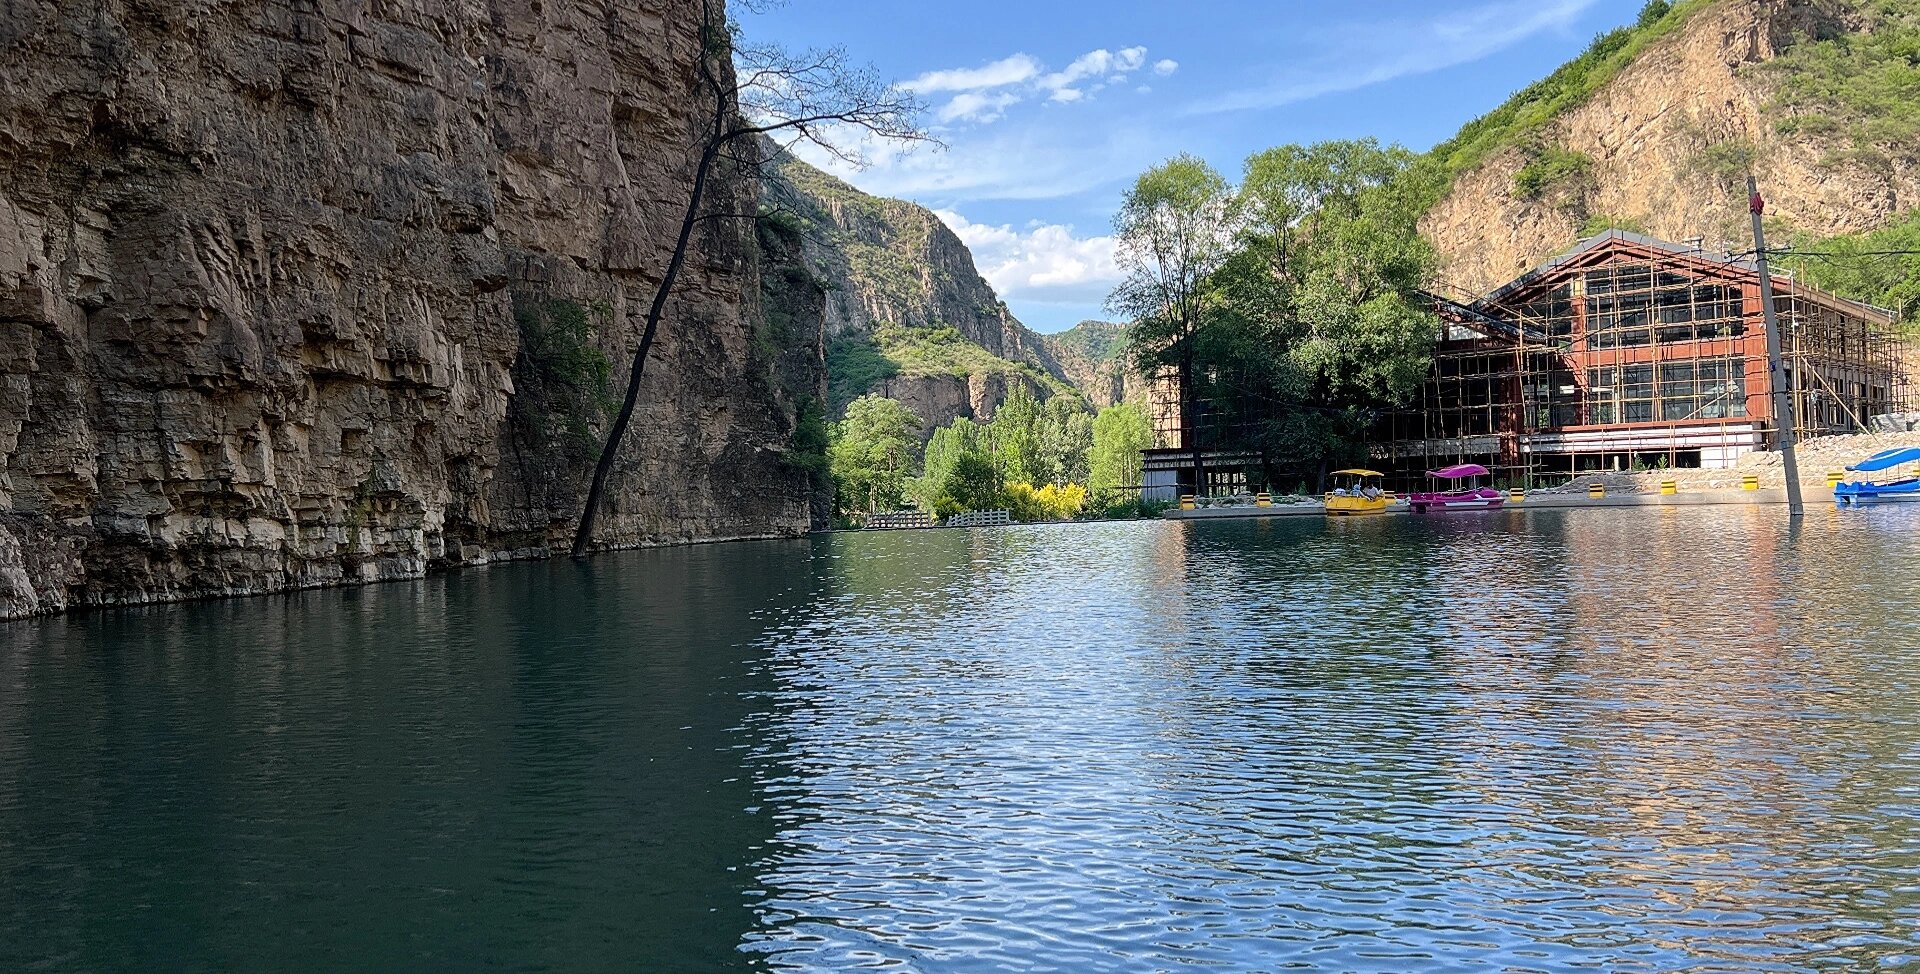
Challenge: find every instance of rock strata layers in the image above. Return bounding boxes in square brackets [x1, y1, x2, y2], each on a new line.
[1423, 0, 1920, 293]
[0, 0, 824, 620]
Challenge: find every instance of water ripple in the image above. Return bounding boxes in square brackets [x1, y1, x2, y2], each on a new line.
[742, 509, 1920, 972]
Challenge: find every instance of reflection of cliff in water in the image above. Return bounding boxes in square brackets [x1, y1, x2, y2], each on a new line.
[0, 541, 817, 971]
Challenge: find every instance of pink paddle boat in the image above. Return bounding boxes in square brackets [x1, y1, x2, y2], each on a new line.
[1408, 463, 1505, 513]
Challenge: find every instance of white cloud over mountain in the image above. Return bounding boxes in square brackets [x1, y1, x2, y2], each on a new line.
[935, 210, 1122, 307]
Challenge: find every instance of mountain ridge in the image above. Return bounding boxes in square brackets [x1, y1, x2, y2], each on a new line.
[760, 151, 1095, 431]
[1420, 0, 1920, 295]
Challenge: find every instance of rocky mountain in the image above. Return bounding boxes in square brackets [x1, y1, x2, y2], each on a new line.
[0, 0, 825, 619]
[1037, 320, 1150, 409]
[761, 152, 1084, 432]
[1421, 0, 1920, 295]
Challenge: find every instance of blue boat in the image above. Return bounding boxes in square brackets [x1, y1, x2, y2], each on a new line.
[1834, 447, 1920, 507]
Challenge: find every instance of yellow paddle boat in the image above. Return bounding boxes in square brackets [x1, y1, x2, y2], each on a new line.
[1324, 469, 1391, 516]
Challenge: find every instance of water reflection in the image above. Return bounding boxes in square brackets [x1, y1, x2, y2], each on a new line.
[745, 510, 1920, 971]
[4, 510, 1920, 971]
[0, 542, 818, 972]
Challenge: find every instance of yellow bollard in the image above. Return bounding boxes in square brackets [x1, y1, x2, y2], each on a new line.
[1741, 474, 1760, 491]
[1660, 479, 1677, 496]
[1588, 483, 1606, 499]
[1827, 470, 1845, 490]
[1509, 488, 1525, 504]
[1180, 494, 1196, 511]
[1256, 492, 1273, 508]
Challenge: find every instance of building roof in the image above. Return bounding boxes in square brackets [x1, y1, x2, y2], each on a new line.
[1471, 229, 1897, 325]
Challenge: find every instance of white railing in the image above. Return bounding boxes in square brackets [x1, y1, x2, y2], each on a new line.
[945, 510, 1013, 528]
[864, 511, 935, 530]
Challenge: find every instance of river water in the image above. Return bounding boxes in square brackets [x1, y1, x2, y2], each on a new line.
[4, 507, 1920, 972]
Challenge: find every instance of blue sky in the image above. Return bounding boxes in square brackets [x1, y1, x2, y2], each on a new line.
[738, 0, 1652, 332]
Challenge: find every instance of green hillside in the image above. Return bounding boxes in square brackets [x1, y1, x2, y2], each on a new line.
[1044, 321, 1129, 364]
[1425, 0, 1723, 187]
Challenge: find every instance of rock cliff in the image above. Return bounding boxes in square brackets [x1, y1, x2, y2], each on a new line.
[1422, 0, 1920, 294]
[761, 152, 1082, 430]
[0, 0, 824, 620]
[1037, 320, 1151, 409]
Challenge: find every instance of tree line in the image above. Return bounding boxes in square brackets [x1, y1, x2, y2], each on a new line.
[827, 391, 1158, 524]
[1108, 139, 1443, 490]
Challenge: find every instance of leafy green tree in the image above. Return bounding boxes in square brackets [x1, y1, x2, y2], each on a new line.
[828, 395, 922, 515]
[1086, 403, 1155, 503]
[988, 388, 1049, 486]
[1214, 139, 1440, 480]
[1039, 397, 1095, 486]
[1108, 155, 1239, 489]
[1781, 209, 1920, 334]
[936, 453, 1004, 516]
[912, 417, 992, 513]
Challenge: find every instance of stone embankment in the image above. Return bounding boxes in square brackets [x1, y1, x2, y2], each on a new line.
[1541, 432, 1920, 495]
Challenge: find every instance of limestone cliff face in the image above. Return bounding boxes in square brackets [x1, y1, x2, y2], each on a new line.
[762, 152, 1081, 430]
[1036, 320, 1154, 409]
[0, 0, 824, 619]
[1423, 0, 1920, 294]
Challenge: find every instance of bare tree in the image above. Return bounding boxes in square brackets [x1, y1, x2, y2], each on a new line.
[571, 0, 929, 558]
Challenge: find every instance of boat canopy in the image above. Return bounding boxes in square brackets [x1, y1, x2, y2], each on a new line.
[1848, 447, 1920, 473]
[1427, 463, 1490, 480]
[1330, 468, 1384, 477]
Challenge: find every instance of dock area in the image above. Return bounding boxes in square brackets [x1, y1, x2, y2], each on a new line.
[1163, 486, 1837, 520]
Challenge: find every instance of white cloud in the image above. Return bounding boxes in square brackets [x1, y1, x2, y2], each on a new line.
[1153, 59, 1179, 76]
[937, 91, 1021, 124]
[1037, 46, 1151, 102]
[905, 54, 1041, 94]
[1192, 0, 1601, 114]
[935, 209, 1123, 305]
[905, 45, 1163, 126]
[789, 121, 1142, 202]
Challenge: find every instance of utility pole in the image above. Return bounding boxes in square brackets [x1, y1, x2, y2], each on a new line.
[1748, 175, 1804, 517]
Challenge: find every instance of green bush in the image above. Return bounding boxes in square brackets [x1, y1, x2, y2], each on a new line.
[1424, 0, 1719, 191]
[785, 399, 831, 476]
[826, 333, 899, 411]
[1757, 0, 1920, 161]
[510, 296, 615, 460]
[1686, 138, 1758, 190]
[1779, 207, 1920, 336]
[1578, 213, 1649, 237]
[1512, 145, 1594, 200]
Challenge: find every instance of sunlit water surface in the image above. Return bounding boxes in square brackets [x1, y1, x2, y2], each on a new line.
[5, 508, 1920, 972]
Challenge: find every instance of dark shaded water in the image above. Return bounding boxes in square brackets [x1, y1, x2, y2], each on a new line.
[5, 507, 1920, 972]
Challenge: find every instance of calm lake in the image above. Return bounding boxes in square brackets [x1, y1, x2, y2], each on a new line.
[5, 507, 1920, 972]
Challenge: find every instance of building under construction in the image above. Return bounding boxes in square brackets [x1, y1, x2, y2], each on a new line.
[1143, 231, 1912, 497]
[1374, 231, 1910, 486]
